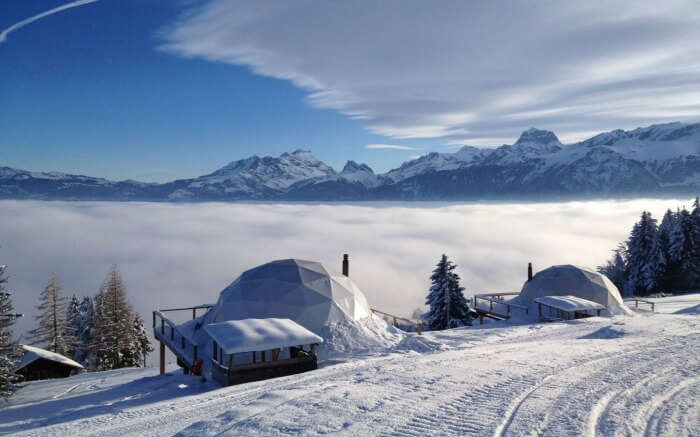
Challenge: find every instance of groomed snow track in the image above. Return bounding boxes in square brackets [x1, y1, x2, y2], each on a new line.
[1, 298, 698, 436]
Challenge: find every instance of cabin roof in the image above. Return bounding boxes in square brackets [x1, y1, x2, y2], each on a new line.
[533, 295, 605, 313]
[204, 318, 323, 355]
[15, 344, 84, 371]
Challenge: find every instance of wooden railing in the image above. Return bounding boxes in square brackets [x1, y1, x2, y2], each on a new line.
[371, 308, 423, 334]
[473, 293, 528, 317]
[624, 298, 655, 312]
[152, 304, 214, 372]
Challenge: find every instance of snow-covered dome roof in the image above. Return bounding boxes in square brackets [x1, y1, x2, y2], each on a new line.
[517, 265, 630, 316]
[207, 259, 372, 334]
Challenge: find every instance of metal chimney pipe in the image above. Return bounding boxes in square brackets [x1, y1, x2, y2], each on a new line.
[342, 254, 349, 277]
[527, 262, 533, 281]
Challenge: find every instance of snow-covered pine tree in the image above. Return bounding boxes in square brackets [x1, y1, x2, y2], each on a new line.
[425, 254, 471, 330]
[624, 211, 659, 296]
[74, 296, 97, 369]
[0, 264, 21, 397]
[65, 295, 80, 359]
[93, 266, 136, 370]
[127, 313, 152, 367]
[652, 209, 676, 291]
[27, 274, 76, 356]
[597, 242, 628, 291]
[669, 207, 700, 290]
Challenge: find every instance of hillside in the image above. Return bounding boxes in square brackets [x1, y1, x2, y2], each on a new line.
[1, 294, 698, 436]
[1, 122, 699, 201]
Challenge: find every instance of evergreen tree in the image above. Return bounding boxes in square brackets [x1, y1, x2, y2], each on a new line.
[93, 266, 135, 370]
[27, 274, 75, 355]
[65, 295, 80, 358]
[624, 211, 659, 296]
[0, 264, 21, 397]
[128, 314, 153, 367]
[425, 254, 471, 330]
[597, 243, 627, 291]
[75, 296, 97, 369]
[652, 209, 676, 291]
[669, 207, 700, 290]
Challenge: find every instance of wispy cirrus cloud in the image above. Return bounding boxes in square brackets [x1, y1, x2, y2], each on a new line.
[159, 1, 700, 146]
[0, 0, 98, 44]
[365, 144, 418, 151]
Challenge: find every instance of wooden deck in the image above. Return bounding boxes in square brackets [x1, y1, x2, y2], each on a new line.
[152, 305, 214, 374]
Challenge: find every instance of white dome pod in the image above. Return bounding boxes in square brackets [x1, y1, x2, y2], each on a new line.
[206, 259, 372, 334]
[516, 264, 631, 316]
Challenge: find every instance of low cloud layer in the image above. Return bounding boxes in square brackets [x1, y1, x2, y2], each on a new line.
[159, 1, 700, 146]
[1, 199, 692, 347]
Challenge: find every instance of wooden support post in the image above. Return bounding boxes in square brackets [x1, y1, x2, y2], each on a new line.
[651, 302, 655, 312]
[152, 311, 156, 328]
[479, 314, 484, 325]
[252, 351, 256, 363]
[159, 341, 165, 375]
[170, 325, 174, 340]
[228, 354, 233, 368]
[213, 340, 218, 362]
[192, 308, 196, 320]
[161, 318, 164, 335]
[262, 350, 266, 362]
[417, 322, 423, 335]
[635, 300, 639, 308]
[538, 303, 542, 317]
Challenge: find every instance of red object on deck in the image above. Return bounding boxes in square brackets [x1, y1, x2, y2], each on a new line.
[192, 359, 203, 376]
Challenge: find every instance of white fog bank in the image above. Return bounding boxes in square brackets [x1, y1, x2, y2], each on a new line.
[0, 199, 693, 341]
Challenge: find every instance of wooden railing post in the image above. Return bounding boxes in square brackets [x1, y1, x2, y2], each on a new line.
[159, 341, 165, 375]
[161, 318, 164, 335]
[152, 311, 156, 328]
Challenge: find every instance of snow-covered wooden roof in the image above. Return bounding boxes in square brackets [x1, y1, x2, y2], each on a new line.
[204, 318, 323, 355]
[15, 344, 84, 371]
[533, 295, 606, 312]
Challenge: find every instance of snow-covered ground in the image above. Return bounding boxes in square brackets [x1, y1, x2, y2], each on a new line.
[2, 294, 698, 436]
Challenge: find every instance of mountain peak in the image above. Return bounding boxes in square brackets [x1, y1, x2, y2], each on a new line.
[341, 160, 374, 174]
[515, 128, 561, 146]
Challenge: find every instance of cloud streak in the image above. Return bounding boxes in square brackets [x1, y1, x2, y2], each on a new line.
[159, 1, 700, 146]
[365, 144, 418, 151]
[0, 0, 98, 44]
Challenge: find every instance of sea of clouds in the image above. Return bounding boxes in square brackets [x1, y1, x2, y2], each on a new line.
[0, 199, 693, 348]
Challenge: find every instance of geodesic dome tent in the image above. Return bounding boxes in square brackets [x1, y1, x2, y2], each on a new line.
[516, 264, 630, 316]
[205, 259, 372, 334]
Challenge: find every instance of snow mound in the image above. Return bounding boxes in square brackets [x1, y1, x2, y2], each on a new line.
[579, 326, 627, 339]
[675, 304, 700, 315]
[314, 316, 405, 361]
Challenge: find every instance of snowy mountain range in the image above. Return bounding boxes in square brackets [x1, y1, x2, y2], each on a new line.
[2, 122, 699, 201]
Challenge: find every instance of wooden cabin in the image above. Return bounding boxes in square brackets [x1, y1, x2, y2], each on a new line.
[15, 345, 84, 381]
[203, 318, 323, 386]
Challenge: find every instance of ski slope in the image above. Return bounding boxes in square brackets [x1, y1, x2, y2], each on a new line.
[1, 294, 698, 436]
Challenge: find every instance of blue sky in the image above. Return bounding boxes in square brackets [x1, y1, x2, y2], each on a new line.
[2, 1, 699, 181]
